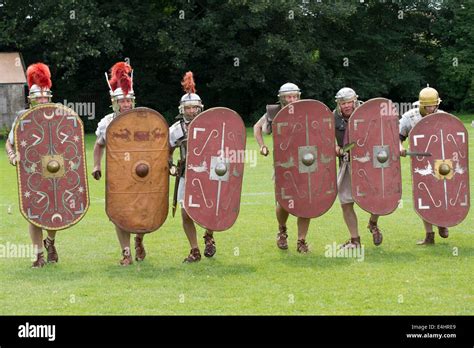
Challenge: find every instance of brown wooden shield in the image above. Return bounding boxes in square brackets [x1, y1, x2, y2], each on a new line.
[272, 99, 337, 218]
[14, 103, 89, 230]
[409, 112, 470, 227]
[106, 107, 169, 233]
[184, 107, 246, 231]
[349, 98, 402, 215]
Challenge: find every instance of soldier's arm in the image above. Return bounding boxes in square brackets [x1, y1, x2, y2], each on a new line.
[398, 117, 410, 157]
[399, 140, 407, 157]
[5, 138, 17, 166]
[253, 116, 269, 156]
[5, 122, 18, 166]
[92, 140, 105, 180]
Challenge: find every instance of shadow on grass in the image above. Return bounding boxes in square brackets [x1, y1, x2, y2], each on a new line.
[4, 263, 90, 281]
[272, 246, 422, 269]
[272, 250, 356, 269]
[101, 258, 258, 279]
[274, 241, 474, 270]
[404, 242, 474, 258]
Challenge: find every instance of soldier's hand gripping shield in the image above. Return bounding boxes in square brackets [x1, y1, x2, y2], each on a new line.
[14, 103, 90, 230]
[348, 98, 402, 215]
[409, 112, 469, 227]
[106, 107, 169, 233]
[272, 100, 337, 218]
[183, 107, 246, 231]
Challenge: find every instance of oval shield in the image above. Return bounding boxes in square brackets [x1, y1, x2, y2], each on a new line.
[272, 99, 337, 218]
[184, 107, 246, 231]
[349, 98, 402, 215]
[106, 107, 169, 233]
[14, 103, 89, 230]
[409, 112, 470, 227]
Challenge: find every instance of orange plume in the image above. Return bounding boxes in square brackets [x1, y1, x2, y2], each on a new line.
[181, 71, 196, 94]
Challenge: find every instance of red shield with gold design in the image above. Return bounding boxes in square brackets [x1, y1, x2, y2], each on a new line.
[14, 103, 89, 230]
[349, 98, 402, 215]
[184, 107, 246, 231]
[272, 99, 337, 218]
[106, 107, 169, 233]
[409, 112, 470, 227]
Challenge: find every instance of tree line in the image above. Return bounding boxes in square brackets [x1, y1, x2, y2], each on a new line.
[1, 0, 472, 132]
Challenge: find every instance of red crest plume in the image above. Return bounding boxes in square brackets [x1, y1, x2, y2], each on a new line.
[181, 71, 196, 94]
[26, 63, 52, 90]
[109, 62, 133, 96]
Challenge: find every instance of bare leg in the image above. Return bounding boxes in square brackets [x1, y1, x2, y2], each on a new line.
[417, 219, 435, 245]
[423, 220, 434, 233]
[369, 214, 379, 224]
[203, 228, 216, 258]
[297, 217, 310, 240]
[367, 214, 383, 246]
[29, 223, 43, 254]
[115, 226, 131, 251]
[276, 203, 290, 249]
[29, 223, 46, 267]
[296, 217, 311, 253]
[134, 233, 146, 261]
[181, 208, 201, 262]
[43, 229, 59, 263]
[276, 203, 289, 228]
[115, 226, 132, 265]
[341, 203, 359, 238]
[181, 208, 198, 249]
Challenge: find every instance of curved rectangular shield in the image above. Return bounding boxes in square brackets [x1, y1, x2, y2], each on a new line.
[272, 99, 337, 218]
[14, 103, 89, 230]
[106, 107, 169, 233]
[409, 112, 470, 227]
[349, 98, 402, 215]
[184, 107, 246, 231]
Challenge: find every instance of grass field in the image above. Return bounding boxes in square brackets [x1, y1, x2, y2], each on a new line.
[0, 115, 473, 315]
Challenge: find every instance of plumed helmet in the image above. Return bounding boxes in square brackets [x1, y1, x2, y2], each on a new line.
[179, 71, 203, 122]
[27, 63, 53, 103]
[105, 61, 135, 112]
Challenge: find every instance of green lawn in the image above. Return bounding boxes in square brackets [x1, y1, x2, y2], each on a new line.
[0, 115, 473, 315]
